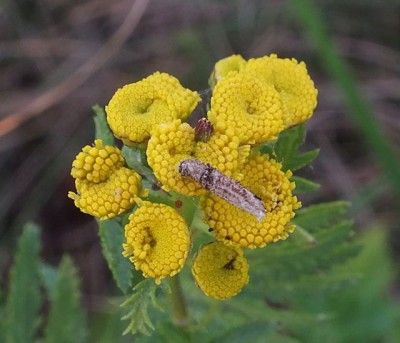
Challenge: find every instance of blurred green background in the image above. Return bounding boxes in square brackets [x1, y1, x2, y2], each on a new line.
[0, 0, 399, 341]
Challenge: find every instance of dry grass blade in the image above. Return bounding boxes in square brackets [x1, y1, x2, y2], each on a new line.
[0, 0, 151, 138]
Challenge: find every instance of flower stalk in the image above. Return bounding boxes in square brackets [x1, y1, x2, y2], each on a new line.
[168, 275, 188, 327]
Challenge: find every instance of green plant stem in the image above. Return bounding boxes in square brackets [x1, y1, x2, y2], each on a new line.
[168, 275, 188, 327]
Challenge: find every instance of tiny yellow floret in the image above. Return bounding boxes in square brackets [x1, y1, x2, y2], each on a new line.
[105, 72, 200, 144]
[123, 202, 190, 284]
[192, 242, 249, 300]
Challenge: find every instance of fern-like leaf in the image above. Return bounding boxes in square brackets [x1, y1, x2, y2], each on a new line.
[247, 205, 360, 303]
[97, 218, 133, 293]
[261, 124, 319, 171]
[39, 263, 58, 294]
[293, 201, 351, 233]
[285, 149, 320, 172]
[5, 223, 42, 343]
[42, 256, 87, 343]
[291, 176, 321, 194]
[121, 279, 163, 336]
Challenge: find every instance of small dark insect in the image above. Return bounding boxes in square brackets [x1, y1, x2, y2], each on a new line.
[179, 159, 266, 221]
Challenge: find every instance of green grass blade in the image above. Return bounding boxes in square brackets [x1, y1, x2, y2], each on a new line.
[5, 223, 42, 343]
[291, 0, 400, 200]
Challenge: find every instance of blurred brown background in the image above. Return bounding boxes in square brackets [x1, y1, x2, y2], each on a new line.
[0, 0, 399, 309]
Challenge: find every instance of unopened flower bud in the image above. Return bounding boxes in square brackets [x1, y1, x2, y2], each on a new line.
[195, 118, 214, 142]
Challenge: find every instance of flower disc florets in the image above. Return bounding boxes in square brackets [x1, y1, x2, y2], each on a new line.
[71, 139, 124, 183]
[146, 120, 202, 195]
[192, 242, 249, 300]
[123, 201, 190, 284]
[242, 54, 318, 127]
[68, 140, 141, 219]
[208, 72, 285, 144]
[202, 152, 301, 248]
[147, 120, 250, 196]
[211, 54, 247, 84]
[106, 72, 200, 144]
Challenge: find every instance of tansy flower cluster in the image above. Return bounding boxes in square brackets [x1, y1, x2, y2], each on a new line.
[68, 139, 142, 220]
[69, 54, 317, 299]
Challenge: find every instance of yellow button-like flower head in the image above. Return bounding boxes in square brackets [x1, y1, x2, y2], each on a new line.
[106, 72, 200, 144]
[147, 120, 203, 196]
[123, 201, 190, 284]
[147, 120, 250, 196]
[208, 73, 284, 144]
[244, 54, 318, 127]
[70, 139, 124, 183]
[211, 54, 247, 84]
[68, 140, 141, 219]
[202, 152, 301, 248]
[192, 242, 249, 300]
[194, 128, 250, 178]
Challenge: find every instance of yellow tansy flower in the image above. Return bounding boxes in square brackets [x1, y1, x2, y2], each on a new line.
[244, 54, 318, 127]
[106, 72, 200, 144]
[194, 127, 250, 178]
[207, 72, 285, 144]
[192, 242, 249, 300]
[146, 120, 203, 196]
[71, 139, 124, 183]
[202, 152, 301, 249]
[146, 120, 250, 196]
[123, 201, 190, 284]
[68, 140, 141, 219]
[210, 54, 247, 85]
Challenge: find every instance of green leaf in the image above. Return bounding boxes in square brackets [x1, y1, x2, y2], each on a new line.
[294, 228, 397, 343]
[247, 219, 359, 305]
[285, 149, 319, 171]
[274, 124, 306, 165]
[93, 104, 115, 146]
[5, 223, 42, 343]
[155, 321, 192, 343]
[39, 263, 58, 294]
[293, 201, 350, 233]
[43, 256, 87, 343]
[292, 176, 320, 194]
[121, 279, 163, 336]
[209, 322, 275, 343]
[260, 124, 318, 172]
[122, 145, 158, 185]
[97, 218, 133, 293]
